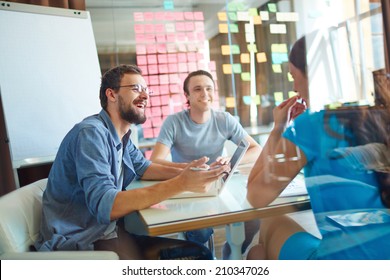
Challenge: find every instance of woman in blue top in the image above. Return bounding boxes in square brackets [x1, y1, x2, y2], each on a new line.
[246, 37, 390, 259]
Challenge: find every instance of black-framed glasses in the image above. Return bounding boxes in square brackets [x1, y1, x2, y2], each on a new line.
[117, 84, 153, 95]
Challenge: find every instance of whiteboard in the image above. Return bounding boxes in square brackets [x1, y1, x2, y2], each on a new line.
[0, 2, 101, 168]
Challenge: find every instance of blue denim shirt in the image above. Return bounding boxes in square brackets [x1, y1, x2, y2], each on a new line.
[35, 110, 151, 251]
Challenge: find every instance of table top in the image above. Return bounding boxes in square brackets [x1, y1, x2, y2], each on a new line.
[125, 166, 310, 236]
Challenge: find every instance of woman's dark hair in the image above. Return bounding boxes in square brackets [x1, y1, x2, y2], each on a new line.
[289, 36, 307, 75]
[182, 70, 215, 107]
[99, 64, 142, 109]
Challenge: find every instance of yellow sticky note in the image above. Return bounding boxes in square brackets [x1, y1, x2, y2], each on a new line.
[274, 92, 284, 103]
[253, 15, 262, 25]
[218, 12, 227, 21]
[272, 64, 282, 73]
[271, 43, 288, 53]
[226, 97, 236, 108]
[221, 45, 231, 55]
[223, 64, 232, 74]
[241, 53, 250, 63]
[256, 52, 267, 63]
[247, 44, 258, 53]
[219, 23, 229, 33]
[241, 72, 251, 81]
[248, 8, 258, 17]
[287, 72, 294, 82]
[288, 91, 297, 98]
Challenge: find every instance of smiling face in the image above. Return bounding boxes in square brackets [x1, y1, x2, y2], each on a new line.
[185, 74, 215, 113]
[116, 73, 149, 125]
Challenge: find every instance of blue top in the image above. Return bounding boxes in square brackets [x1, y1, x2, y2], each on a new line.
[35, 110, 151, 251]
[283, 110, 390, 259]
[157, 109, 248, 163]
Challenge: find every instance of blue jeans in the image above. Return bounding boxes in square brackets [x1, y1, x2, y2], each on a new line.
[185, 228, 214, 244]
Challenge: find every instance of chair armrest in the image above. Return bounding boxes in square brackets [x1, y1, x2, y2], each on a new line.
[0, 251, 119, 260]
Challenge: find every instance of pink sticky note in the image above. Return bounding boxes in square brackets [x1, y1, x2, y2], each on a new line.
[144, 12, 154, 21]
[159, 86, 170, 95]
[160, 95, 170, 105]
[166, 44, 177, 53]
[150, 96, 161, 107]
[146, 44, 157, 54]
[155, 24, 165, 33]
[197, 53, 204, 60]
[186, 32, 195, 42]
[169, 73, 180, 83]
[165, 12, 175, 21]
[136, 45, 147, 55]
[188, 62, 197, 72]
[184, 12, 194, 20]
[185, 22, 194, 31]
[134, 24, 145, 34]
[151, 107, 162, 117]
[158, 64, 169, 74]
[147, 54, 157, 64]
[176, 33, 186, 42]
[154, 12, 165, 21]
[153, 127, 161, 137]
[173, 105, 183, 113]
[155, 34, 166, 43]
[197, 32, 205, 41]
[166, 34, 176, 42]
[170, 84, 181, 93]
[195, 21, 205, 31]
[152, 116, 163, 127]
[187, 44, 197, 52]
[144, 24, 155, 33]
[157, 44, 167, 53]
[168, 63, 178, 73]
[175, 22, 186, 32]
[142, 118, 152, 128]
[145, 107, 151, 117]
[194, 11, 204, 20]
[137, 55, 147, 65]
[167, 54, 178, 63]
[140, 66, 148, 75]
[135, 34, 145, 42]
[171, 94, 182, 103]
[150, 85, 160, 95]
[178, 62, 188, 73]
[159, 74, 169, 84]
[187, 52, 197, 62]
[157, 54, 168, 64]
[161, 105, 171, 116]
[177, 53, 187, 62]
[174, 12, 184, 21]
[209, 61, 216, 71]
[177, 43, 187, 52]
[148, 74, 160, 84]
[133, 12, 144, 22]
[145, 34, 155, 43]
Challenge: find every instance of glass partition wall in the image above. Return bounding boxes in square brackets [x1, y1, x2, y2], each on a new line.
[86, 0, 387, 151]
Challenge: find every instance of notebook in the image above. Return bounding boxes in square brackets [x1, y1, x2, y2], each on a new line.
[170, 138, 250, 199]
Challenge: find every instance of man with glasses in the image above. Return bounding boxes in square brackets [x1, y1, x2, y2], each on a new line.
[35, 65, 229, 259]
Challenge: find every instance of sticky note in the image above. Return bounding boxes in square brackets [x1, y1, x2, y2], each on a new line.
[248, 8, 258, 17]
[159, 74, 169, 84]
[246, 33, 255, 43]
[247, 44, 258, 53]
[170, 84, 181, 93]
[253, 15, 262, 25]
[134, 24, 145, 34]
[177, 53, 187, 62]
[287, 72, 294, 82]
[270, 24, 287, 34]
[174, 12, 184, 21]
[157, 44, 167, 53]
[158, 64, 169, 74]
[144, 24, 155, 33]
[228, 12, 238, 21]
[256, 52, 267, 63]
[223, 64, 232, 74]
[276, 12, 299, 22]
[147, 54, 157, 64]
[241, 72, 251, 81]
[161, 105, 171, 116]
[143, 128, 154, 139]
[165, 23, 175, 33]
[237, 11, 249, 21]
[163, 0, 174, 10]
[225, 97, 236, 108]
[151, 107, 162, 117]
[188, 62, 197, 72]
[156, 34, 166, 43]
[241, 53, 250, 63]
[160, 94, 170, 104]
[274, 92, 284, 104]
[146, 44, 157, 54]
[229, 24, 239, 33]
[259, 11, 269, 21]
[168, 63, 178, 73]
[219, 23, 229, 33]
[136, 45, 147, 55]
[268, 3, 277, 13]
[195, 21, 205, 31]
[148, 74, 159, 84]
[272, 64, 282, 73]
[185, 22, 195, 31]
[194, 11, 204, 20]
[218, 12, 227, 21]
[133, 12, 144, 22]
[178, 63, 188, 72]
[184, 12, 194, 20]
[232, 64, 242, 73]
[136, 55, 147, 65]
[288, 91, 297, 98]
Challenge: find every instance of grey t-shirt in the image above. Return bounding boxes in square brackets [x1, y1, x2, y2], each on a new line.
[157, 109, 248, 163]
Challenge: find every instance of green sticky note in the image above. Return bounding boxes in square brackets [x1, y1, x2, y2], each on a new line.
[241, 72, 251, 81]
[229, 23, 239, 33]
[227, 2, 238, 11]
[232, 64, 242, 73]
[231, 45, 240, 54]
[268, 3, 277, 13]
[228, 12, 238, 21]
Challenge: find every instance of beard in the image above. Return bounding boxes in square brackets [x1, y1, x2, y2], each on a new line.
[118, 96, 147, 125]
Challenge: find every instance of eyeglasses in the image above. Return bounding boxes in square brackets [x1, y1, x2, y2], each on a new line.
[116, 84, 153, 95]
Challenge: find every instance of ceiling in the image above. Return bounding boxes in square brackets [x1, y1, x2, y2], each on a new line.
[85, 0, 267, 54]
